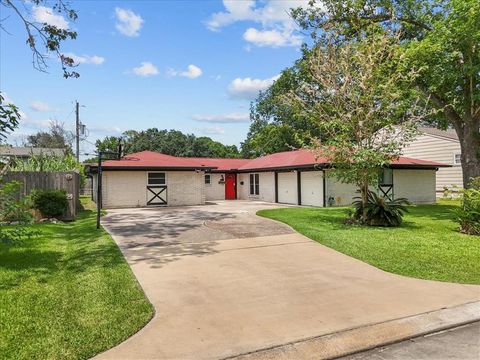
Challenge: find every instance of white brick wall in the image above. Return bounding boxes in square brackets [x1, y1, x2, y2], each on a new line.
[205, 173, 226, 201]
[237, 173, 249, 200]
[166, 171, 205, 206]
[325, 174, 358, 206]
[95, 168, 436, 208]
[325, 169, 437, 206]
[99, 170, 205, 208]
[394, 169, 436, 204]
[102, 171, 147, 208]
[237, 172, 275, 202]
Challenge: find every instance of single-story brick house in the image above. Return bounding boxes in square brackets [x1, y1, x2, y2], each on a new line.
[88, 149, 448, 209]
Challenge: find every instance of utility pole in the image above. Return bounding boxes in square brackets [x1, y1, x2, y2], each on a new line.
[75, 100, 80, 162]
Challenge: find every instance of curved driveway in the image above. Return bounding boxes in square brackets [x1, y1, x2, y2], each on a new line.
[96, 201, 479, 360]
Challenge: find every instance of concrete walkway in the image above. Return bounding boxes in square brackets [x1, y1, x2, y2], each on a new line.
[96, 201, 480, 360]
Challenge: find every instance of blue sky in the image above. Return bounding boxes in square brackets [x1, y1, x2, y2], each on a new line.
[1, 0, 308, 157]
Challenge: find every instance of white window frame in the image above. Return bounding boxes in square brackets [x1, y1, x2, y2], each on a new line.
[249, 173, 260, 196]
[205, 174, 211, 185]
[147, 172, 166, 186]
[453, 153, 461, 166]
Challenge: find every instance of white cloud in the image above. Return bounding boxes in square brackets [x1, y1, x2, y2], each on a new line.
[115, 8, 144, 37]
[181, 64, 203, 79]
[196, 126, 225, 135]
[192, 113, 249, 123]
[243, 27, 302, 47]
[168, 64, 203, 79]
[132, 62, 159, 77]
[206, 0, 256, 30]
[205, 0, 308, 48]
[227, 75, 279, 100]
[63, 53, 105, 65]
[32, 6, 69, 29]
[30, 101, 52, 112]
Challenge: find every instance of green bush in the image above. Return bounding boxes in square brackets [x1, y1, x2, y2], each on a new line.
[352, 190, 410, 227]
[31, 189, 68, 218]
[458, 177, 480, 235]
[0, 180, 36, 244]
[0, 180, 33, 224]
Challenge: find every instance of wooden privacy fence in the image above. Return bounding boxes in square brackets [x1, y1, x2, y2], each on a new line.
[2, 171, 80, 220]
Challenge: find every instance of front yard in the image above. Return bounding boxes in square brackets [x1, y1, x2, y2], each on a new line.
[258, 201, 480, 284]
[0, 198, 154, 360]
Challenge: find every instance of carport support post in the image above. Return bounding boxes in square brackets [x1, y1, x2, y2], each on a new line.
[274, 172, 278, 203]
[96, 152, 103, 230]
[297, 170, 302, 205]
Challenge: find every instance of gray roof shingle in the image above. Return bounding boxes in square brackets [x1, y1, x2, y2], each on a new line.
[419, 127, 459, 141]
[0, 147, 66, 157]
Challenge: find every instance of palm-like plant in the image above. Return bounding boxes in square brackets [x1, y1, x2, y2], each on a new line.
[352, 190, 410, 227]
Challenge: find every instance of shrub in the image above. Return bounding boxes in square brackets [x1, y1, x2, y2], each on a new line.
[458, 177, 480, 235]
[352, 190, 410, 227]
[0, 180, 33, 224]
[31, 189, 68, 218]
[0, 180, 36, 244]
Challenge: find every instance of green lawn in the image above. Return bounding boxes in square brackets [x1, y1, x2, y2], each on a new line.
[258, 201, 480, 284]
[0, 198, 154, 360]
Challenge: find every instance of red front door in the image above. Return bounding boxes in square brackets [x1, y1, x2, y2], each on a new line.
[225, 173, 236, 200]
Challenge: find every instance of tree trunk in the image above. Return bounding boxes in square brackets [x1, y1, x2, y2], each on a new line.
[421, 88, 480, 189]
[453, 116, 480, 188]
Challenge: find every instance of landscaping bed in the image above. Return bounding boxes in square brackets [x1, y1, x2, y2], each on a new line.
[258, 201, 480, 284]
[0, 198, 154, 360]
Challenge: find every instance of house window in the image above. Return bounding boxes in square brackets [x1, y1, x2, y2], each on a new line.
[148, 172, 166, 185]
[205, 174, 211, 185]
[454, 153, 461, 165]
[249, 173, 260, 195]
[379, 168, 393, 186]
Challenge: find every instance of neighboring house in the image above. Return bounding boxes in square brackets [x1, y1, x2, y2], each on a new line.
[0, 146, 66, 173]
[88, 149, 448, 209]
[0, 146, 66, 158]
[0, 146, 65, 161]
[402, 127, 462, 195]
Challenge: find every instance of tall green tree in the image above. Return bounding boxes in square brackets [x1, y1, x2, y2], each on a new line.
[26, 121, 73, 150]
[292, 0, 480, 187]
[242, 52, 323, 157]
[93, 129, 240, 159]
[283, 31, 423, 218]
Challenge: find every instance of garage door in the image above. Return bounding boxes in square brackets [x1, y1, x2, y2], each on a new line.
[278, 172, 297, 204]
[301, 171, 323, 207]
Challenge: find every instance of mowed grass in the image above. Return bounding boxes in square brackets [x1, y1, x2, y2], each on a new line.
[258, 201, 480, 284]
[0, 198, 154, 360]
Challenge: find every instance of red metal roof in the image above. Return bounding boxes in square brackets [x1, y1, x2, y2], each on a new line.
[390, 155, 448, 167]
[100, 151, 214, 169]
[238, 149, 325, 170]
[98, 149, 449, 170]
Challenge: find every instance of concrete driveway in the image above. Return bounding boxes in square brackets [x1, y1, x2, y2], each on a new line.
[97, 201, 479, 360]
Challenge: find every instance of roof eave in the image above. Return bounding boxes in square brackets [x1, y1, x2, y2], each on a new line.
[237, 164, 325, 172]
[87, 165, 217, 173]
